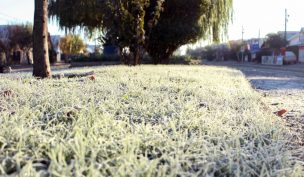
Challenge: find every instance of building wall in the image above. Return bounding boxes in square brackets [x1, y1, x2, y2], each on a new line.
[289, 36, 300, 46]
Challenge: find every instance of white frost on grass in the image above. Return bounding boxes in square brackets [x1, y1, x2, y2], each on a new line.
[0, 65, 302, 177]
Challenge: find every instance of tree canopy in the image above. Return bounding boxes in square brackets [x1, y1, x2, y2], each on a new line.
[60, 34, 86, 55]
[49, 0, 233, 64]
[0, 24, 33, 52]
[147, 0, 233, 63]
[265, 33, 288, 50]
[8, 24, 33, 52]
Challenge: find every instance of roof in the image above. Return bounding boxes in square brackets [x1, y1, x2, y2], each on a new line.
[286, 28, 304, 46]
[278, 31, 299, 41]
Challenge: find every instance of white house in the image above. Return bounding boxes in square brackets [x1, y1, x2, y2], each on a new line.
[0, 25, 31, 64]
[286, 28, 304, 62]
[278, 31, 300, 43]
[1, 25, 62, 64]
[288, 28, 304, 46]
[50, 35, 61, 62]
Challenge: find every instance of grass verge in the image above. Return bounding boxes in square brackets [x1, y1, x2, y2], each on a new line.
[0, 66, 303, 176]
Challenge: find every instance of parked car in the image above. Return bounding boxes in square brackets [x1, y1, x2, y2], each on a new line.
[284, 51, 297, 64]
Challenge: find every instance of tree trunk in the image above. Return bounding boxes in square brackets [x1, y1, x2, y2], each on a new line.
[134, 46, 140, 66]
[33, 0, 52, 78]
[129, 46, 141, 66]
[161, 56, 170, 64]
[162, 47, 178, 64]
[26, 51, 31, 65]
[153, 57, 160, 65]
[150, 46, 176, 65]
[0, 52, 5, 73]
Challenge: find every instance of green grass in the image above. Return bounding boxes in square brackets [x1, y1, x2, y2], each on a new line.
[0, 66, 302, 177]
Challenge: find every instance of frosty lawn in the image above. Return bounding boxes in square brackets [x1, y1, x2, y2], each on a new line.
[0, 66, 302, 176]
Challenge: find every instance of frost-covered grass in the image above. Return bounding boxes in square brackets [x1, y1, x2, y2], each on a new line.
[0, 66, 302, 177]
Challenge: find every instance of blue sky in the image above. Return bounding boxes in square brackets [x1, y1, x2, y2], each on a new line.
[0, 0, 304, 41]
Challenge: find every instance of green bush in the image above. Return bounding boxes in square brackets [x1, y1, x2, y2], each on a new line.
[204, 46, 217, 61]
[169, 55, 202, 65]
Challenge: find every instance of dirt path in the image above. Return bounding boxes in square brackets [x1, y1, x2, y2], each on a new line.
[206, 61, 304, 161]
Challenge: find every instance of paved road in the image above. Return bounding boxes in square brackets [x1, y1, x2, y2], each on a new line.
[205, 61, 304, 92]
[206, 61, 304, 158]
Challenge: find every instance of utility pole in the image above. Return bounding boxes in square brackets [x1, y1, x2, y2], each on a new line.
[285, 9, 289, 45]
[242, 26, 244, 42]
[258, 28, 261, 46]
[241, 26, 245, 62]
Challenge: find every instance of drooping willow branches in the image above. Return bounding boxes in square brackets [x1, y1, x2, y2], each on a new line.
[49, 0, 233, 64]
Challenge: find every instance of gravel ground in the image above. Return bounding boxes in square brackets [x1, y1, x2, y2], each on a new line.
[206, 61, 304, 162]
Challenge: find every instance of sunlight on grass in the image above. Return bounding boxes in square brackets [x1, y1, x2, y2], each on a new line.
[0, 66, 302, 176]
